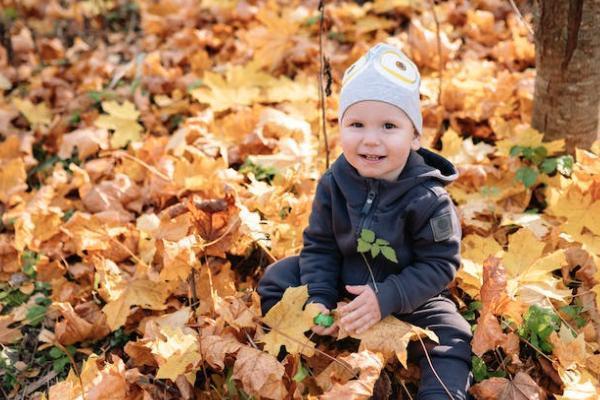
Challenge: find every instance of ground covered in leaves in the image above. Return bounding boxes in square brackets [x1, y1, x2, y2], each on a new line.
[1, 0, 600, 399]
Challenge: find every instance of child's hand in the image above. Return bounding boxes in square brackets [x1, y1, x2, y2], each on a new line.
[310, 303, 339, 336]
[338, 285, 382, 335]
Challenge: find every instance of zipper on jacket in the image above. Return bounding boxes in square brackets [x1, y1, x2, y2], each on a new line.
[356, 180, 380, 293]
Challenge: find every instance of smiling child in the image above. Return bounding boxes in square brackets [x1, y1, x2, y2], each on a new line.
[258, 42, 473, 400]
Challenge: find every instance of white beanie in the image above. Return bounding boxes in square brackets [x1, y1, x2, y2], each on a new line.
[338, 42, 422, 135]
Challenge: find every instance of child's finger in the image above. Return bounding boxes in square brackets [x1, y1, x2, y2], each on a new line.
[346, 313, 376, 334]
[338, 296, 366, 314]
[340, 305, 369, 326]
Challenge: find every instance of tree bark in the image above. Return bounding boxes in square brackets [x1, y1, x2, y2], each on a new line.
[531, 0, 600, 153]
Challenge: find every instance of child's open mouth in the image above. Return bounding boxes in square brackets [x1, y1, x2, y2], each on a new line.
[359, 154, 386, 162]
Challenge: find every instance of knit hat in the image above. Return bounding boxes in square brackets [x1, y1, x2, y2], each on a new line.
[338, 42, 422, 135]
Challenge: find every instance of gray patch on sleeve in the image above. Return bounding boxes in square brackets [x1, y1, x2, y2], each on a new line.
[430, 212, 454, 242]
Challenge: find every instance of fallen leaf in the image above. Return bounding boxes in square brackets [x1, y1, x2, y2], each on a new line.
[320, 350, 385, 400]
[94, 100, 144, 148]
[337, 316, 438, 367]
[0, 315, 23, 344]
[260, 285, 321, 357]
[233, 345, 287, 400]
[469, 371, 546, 400]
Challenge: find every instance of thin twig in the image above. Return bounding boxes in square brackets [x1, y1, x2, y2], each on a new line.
[399, 379, 414, 400]
[244, 331, 259, 350]
[53, 342, 86, 400]
[494, 347, 513, 379]
[110, 151, 172, 182]
[429, 0, 443, 103]
[415, 333, 456, 400]
[360, 252, 379, 293]
[508, 0, 534, 36]
[500, 320, 554, 363]
[317, 0, 330, 169]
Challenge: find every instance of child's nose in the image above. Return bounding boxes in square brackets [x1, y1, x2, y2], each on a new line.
[362, 130, 381, 145]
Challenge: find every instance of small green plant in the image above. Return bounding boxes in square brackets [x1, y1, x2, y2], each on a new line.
[293, 360, 310, 382]
[517, 305, 560, 353]
[510, 145, 574, 188]
[49, 346, 76, 373]
[357, 228, 397, 263]
[471, 355, 507, 382]
[461, 301, 482, 321]
[239, 160, 278, 184]
[559, 304, 586, 329]
[356, 229, 398, 293]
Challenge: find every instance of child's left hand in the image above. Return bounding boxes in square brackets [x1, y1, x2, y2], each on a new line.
[338, 284, 382, 335]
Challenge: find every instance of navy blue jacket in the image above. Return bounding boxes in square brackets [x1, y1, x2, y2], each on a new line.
[299, 148, 462, 319]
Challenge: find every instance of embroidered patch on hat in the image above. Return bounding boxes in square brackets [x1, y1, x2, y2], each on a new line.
[430, 212, 454, 242]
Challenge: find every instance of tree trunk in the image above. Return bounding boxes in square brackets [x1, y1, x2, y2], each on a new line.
[531, 0, 600, 153]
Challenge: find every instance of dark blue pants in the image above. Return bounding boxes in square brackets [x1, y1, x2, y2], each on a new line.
[257, 256, 473, 400]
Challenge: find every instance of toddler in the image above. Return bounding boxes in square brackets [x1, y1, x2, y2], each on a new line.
[257, 42, 473, 400]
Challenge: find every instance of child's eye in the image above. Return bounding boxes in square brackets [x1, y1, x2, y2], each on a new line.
[384, 123, 397, 129]
[350, 122, 363, 128]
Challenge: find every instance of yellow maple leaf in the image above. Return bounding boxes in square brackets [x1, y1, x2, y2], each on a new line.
[372, 0, 413, 14]
[0, 157, 27, 203]
[190, 63, 271, 112]
[457, 234, 503, 298]
[439, 128, 495, 165]
[546, 185, 600, 238]
[260, 285, 320, 357]
[501, 228, 571, 304]
[337, 316, 438, 368]
[12, 98, 52, 126]
[94, 100, 143, 148]
[151, 326, 201, 383]
[496, 126, 565, 157]
[102, 279, 168, 330]
[239, 7, 300, 72]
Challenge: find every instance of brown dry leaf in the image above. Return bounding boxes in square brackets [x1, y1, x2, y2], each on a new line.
[320, 350, 385, 400]
[260, 285, 321, 357]
[213, 293, 260, 331]
[48, 354, 130, 400]
[469, 371, 546, 400]
[0, 315, 22, 344]
[549, 324, 587, 370]
[54, 302, 110, 345]
[200, 332, 244, 370]
[58, 127, 109, 160]
[472, 257, 523, 357]
[337, 316, 438, 368]
[232, 345, 287, 400]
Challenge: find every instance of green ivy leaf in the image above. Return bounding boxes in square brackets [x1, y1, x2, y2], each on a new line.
[510, 145, 524, 157]
[531, 146, 548, 165]
[357, 238, 371, 253]
[471, 356, 488, 382]
[360, 229, 375, 243]
[370, 244, 381, 258]
[293, 361, 310, 382]
[374, 238, 389, 246]
[515, 166, 538, 188]
[557, 155, 574, 176]
[381, 246, 398, 263]
[540, 158, 557, 174]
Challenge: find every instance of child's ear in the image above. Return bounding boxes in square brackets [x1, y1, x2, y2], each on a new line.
[411, 131, 421, 150]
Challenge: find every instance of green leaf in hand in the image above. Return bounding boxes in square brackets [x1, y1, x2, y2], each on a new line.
[313, 312, 334, 328]
[360, 228, 375, 243]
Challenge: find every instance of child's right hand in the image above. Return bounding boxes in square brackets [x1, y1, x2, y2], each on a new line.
[310, 303, 338, 336]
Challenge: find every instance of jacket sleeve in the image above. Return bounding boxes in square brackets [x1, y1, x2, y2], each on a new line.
[368, 190, 462, 319]
[299, 172, 342, 310]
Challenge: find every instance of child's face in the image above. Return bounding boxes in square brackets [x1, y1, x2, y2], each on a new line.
[340, 100, 420, 181]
